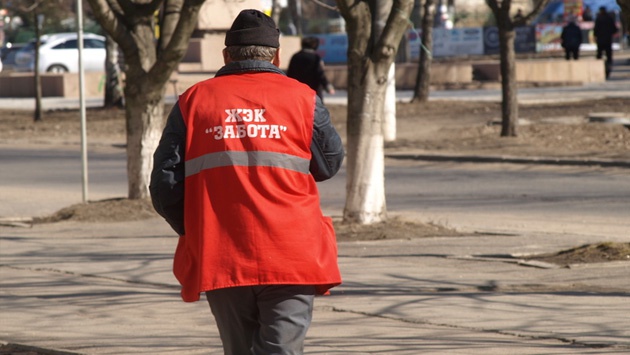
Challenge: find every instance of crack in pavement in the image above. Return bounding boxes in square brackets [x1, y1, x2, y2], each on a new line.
[323, 306, 630, 350]
[0, 264, 179, 290]
[4, 263, 627, 296]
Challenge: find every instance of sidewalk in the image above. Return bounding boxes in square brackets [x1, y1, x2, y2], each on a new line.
[2, 215, 629, 354]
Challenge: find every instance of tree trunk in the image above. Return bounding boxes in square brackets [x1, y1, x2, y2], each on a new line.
[271, 0, 282, 26]
[124, 82, 165, 199]
[104, 35, 124, 108]
[412, 0, 435, 102]
[486, 0, 551, 137]
[374, 0, 396, 143]
[33, 11, 42, 122]
[344, 61, 388, 224]
[338, 0, 414, 224]
[87, 0, 203, 200]
[499, 28, 518, 137]
[288, 0, 303, 35]
[383, 63, 396, 142]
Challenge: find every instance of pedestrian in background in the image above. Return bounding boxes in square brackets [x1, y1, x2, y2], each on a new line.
[582, 6, 593, 21]
[561, 16, 583, 60]
[287, 36, 335, 102]
[593, 6, 618, 78]
[513, 8, 525, 23]
[150, 9, 344, 355]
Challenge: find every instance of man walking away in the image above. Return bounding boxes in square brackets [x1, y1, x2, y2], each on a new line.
[287, 36, 335, 102]
[150, 9, 344, 355]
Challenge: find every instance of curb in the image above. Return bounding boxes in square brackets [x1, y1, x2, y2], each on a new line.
[0, 341, 80, 355]
[386, 153, 630, 168]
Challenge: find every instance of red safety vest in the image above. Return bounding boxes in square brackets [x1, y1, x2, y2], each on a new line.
[174, 72, 341, 302]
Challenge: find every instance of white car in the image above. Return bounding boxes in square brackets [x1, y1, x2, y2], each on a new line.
[14, 32, 106, 73]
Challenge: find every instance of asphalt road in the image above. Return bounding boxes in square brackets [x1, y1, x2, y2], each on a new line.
[2, 144, 628, 239]
[322, 160, 630, 238]
[0, 144, 127, 218]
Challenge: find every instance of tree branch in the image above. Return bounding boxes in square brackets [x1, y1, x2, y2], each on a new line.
[485, 0, 500, 14]
[87, 0, 136, 55]
[524, 0, 551, 22]
[374, 0, 413, 62]
[150, 0, 205, 85]
[159, 0, 183, 51]
[307, 0, 338, 12]
[19, 0, 47, 12]
[116, 0, 162, 16]
[336, 0, 372, 62]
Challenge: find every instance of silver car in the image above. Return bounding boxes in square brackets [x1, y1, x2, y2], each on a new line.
[14, 32, 106, 73]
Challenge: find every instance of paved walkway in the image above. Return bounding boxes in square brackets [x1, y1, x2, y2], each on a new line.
[1, 214, 629, 354]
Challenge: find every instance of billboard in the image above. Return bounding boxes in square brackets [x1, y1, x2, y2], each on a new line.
[433, 27, 484, 57]
[483, 26, 537, 55]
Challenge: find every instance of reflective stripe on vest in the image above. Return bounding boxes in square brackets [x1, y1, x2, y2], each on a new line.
[185, 150, 310, 177]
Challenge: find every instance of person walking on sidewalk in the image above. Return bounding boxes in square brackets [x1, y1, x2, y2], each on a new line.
[150, 9, 344, 355]
[594, 6, 618, 77]
[561, 16, 583, 60]
[287, 36, 335, 102]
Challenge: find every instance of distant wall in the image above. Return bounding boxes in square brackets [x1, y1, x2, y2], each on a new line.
[472, 58, 606, 83]
[324, 63, 474, 90]
[0, 43, 606, 98]
[0, 72, 104, 98]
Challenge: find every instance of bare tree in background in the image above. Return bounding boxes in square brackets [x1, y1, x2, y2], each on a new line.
[14, 0, 47, 121]
[486, 0, 549, 136]
[31, 10, 43, 122]
[411, 0, 435, 102]
[87, 0, 205, 199]
[288, 0, 303, 35]
[270, 0, 282, 26]
[336, 0, 414, 224]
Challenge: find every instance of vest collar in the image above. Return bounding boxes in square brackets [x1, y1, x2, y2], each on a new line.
[216, 60, 285, 77]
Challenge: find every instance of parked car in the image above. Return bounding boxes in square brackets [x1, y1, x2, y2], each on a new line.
[14, 32, 106, 73]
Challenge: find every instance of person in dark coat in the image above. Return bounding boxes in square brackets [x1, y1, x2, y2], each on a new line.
[561, 16, 583, 60]
[287, 36, 335, 101]
[593, 6, 618, 77]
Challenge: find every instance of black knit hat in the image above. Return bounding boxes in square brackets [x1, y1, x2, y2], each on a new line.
[225, 9, 280, 48]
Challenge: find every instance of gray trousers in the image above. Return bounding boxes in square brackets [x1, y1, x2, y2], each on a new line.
[206, 285, 316, 355]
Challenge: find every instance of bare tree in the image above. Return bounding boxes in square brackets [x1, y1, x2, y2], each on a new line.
[32, 10, 43, 122]
[87, 0, 205, 199]
[486, 0, 549, 136]
[411, 0, 435, 102]
[336, 0, 414, 224]
[13, 0, 47, 121]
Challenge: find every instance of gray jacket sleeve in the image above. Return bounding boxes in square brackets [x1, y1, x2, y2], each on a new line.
[309, 95, 344, 181]
[150, 103, 186, 236]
